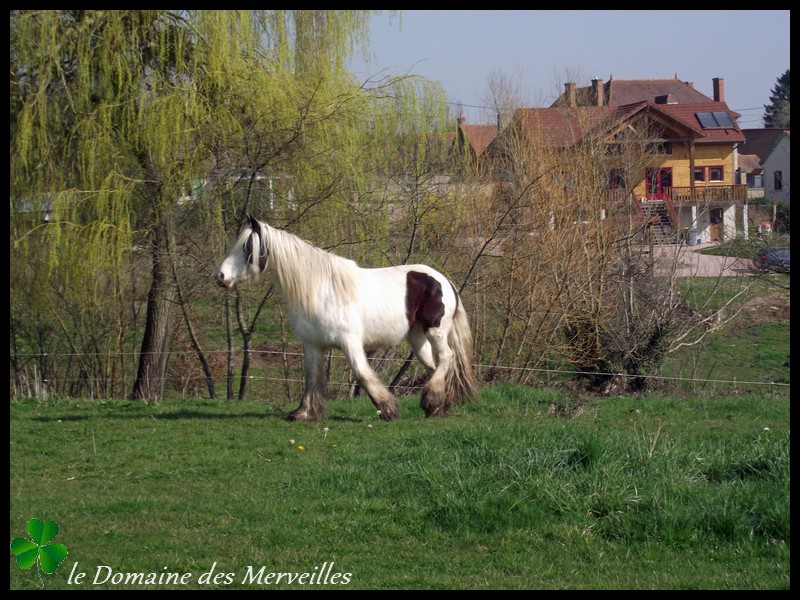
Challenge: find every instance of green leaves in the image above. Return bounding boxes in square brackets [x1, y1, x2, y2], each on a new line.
[10, 518, 68, 575]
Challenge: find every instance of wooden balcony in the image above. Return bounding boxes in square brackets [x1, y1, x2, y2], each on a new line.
[666, 184, 748, 204]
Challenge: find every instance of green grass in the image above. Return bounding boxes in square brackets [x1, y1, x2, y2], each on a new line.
[663, 277, 790, 392]
[10, 386, 789, 589]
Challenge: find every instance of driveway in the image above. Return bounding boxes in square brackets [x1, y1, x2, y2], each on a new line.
[651, 242, 754, 277]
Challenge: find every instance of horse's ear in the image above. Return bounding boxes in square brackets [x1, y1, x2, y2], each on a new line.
[247, 213, 260, 230]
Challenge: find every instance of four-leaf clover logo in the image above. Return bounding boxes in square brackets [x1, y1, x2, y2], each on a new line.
[11, 518, 68, 575]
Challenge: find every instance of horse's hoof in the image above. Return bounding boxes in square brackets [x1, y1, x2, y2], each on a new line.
[375, 400, 400, 421]
[424, 406, 451, 418]
[420, 388, 449, 417]
[287, 410, 319, 422]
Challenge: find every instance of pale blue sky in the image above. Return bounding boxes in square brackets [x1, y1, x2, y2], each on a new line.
[349, 10, 790, 128]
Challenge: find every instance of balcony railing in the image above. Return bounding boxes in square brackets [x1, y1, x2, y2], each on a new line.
[666, 184, 748, 203]
[602, 189, 634, 203]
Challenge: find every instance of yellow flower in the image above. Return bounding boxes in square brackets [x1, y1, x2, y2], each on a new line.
[297, 445, 305, 451]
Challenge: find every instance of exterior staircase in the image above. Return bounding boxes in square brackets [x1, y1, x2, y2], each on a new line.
[640, 200, 677, 244]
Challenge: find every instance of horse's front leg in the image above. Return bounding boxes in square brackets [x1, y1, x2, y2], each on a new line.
[288, 344, 327, 421]
[341, 339, 400, 421]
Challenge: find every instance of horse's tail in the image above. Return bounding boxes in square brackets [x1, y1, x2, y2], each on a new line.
[444, 297, 479, 409]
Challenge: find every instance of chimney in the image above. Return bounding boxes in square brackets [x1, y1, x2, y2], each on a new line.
[685, 81, 694, 89]
[565, 82, 576, 107]
[592, 78, 604, 107]
[457, 114, 466, 126]
[712, 77, 724, 103]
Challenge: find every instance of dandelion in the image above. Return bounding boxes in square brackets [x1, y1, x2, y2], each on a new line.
[323, 427, 330, 439]
[763, 427, 771, 432]
[289, 439, 295, 445]
[367, 424, 373, 428]
[376, 410, 382, 415]
[297, 445, 305, 451]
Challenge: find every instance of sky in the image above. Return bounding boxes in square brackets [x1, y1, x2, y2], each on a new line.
[349, 10, 790, 128]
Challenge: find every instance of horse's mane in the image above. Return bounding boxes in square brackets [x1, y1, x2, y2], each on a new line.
[261, 221, 359, 313]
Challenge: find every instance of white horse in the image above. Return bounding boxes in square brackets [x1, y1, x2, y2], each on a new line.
[215, 214, 478, 421]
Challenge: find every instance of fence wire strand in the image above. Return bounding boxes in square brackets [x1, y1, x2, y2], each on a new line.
[9, 348, 790, 392]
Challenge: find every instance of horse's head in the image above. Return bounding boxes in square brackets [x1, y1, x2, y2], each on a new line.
[215, 214, 270, 289]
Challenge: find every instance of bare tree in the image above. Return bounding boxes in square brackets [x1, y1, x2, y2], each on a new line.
[457, 99, 759, 393]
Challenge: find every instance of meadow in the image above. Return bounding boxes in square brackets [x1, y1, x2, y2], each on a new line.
[10, 385, 789, 590]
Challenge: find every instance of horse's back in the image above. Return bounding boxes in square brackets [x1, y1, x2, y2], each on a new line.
[364, 263, 457, 317]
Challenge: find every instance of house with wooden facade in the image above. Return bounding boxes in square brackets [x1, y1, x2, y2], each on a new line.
[488, 76, 748, 244]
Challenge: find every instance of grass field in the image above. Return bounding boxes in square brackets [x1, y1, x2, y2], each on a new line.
[661, 275, 790, 394]
[10, 385, 789, 590]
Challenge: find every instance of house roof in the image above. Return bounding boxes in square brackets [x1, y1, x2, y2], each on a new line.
[605, 78, 717, 107]
[645, 101, 745, 143]
[738, 128, 790, 161]
[552, 77, 723, 109]
[738, 153, 762, 175]
[511, 106, 618, 148]
[490, 99, 743, 154]
[550, 76, 743, 138]
[459, 123, 498, 157]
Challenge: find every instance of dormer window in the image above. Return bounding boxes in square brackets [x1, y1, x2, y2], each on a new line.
[655, 94, 678, 104]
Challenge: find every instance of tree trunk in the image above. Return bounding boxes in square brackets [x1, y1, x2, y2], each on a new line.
[236, 287, 272, 400]
[170, 240, 216, 399]
[236, 293, 252, 401]
[131, 218, 176, 401]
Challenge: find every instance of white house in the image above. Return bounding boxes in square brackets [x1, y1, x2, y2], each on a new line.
[761, 130, 790, 204]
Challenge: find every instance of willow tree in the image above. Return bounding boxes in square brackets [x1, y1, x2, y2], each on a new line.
[12, 10, 452, 401]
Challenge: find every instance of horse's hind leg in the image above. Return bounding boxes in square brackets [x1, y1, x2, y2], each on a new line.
[341, 340, 400, 421]
[407, 326, 436, 372]
[288, 344, 327, 421]
[418, 327, 453, 417]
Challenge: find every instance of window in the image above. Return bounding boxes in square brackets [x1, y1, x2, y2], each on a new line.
[693, 166, 723, 182]
[747, 174, 764, 188]
[696, 111, 735, 128]
[606, 168, 627, 189]
[774, 171, 783, 191]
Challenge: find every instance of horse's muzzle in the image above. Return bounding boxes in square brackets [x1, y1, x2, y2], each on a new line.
[215, 271, 234, 289]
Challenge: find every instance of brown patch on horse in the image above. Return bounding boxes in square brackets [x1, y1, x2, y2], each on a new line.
[406, 271, 445, 332]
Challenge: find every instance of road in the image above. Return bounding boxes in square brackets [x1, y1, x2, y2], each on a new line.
[650, 242, 755, 277]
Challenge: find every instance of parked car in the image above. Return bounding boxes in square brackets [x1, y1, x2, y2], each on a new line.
[753, 246, 790, 273]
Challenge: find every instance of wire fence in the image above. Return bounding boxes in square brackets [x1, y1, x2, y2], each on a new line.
[9, 347, 790, 403]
